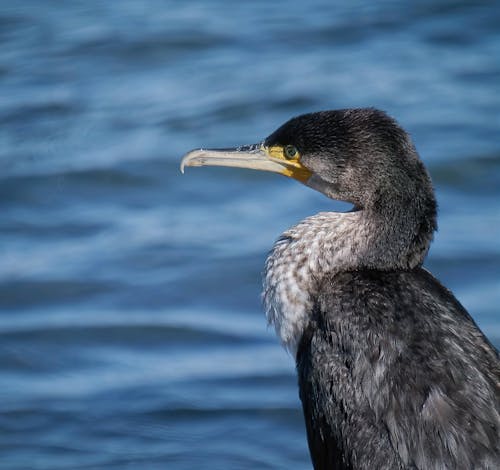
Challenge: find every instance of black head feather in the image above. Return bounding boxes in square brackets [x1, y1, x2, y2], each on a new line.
[266, 108, 438, 269]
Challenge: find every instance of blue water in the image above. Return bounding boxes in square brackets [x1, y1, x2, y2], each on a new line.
[1, 1, 499, 469]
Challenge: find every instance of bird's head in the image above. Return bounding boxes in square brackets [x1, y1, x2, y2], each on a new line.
[182, 108, 438, 272]
[181, 108, 436, 220]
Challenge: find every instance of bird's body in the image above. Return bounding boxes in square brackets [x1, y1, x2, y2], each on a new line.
[298, 269, 499, 470]
[181, 108, 500, 469]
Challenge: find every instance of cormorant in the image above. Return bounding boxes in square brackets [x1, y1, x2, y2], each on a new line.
[180, 108, 500, 469]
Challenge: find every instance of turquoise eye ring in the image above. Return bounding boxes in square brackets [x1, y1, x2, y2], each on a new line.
[284, 145, 298, 159]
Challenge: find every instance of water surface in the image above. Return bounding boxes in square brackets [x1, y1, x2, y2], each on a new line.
[1, 1, 500, 469]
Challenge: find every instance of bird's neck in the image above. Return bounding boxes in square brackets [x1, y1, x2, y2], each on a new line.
[263, 208, 432, 354]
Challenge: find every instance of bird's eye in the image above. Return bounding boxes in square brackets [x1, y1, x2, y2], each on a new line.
[284, 145, 298, 160]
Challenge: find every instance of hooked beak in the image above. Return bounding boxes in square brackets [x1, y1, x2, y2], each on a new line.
[180, 144, 312, 183]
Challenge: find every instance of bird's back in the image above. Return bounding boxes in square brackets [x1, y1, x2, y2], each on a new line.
[297, 268, 500, 470]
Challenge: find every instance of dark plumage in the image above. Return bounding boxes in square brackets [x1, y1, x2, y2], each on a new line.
[298, 269, 500, 470]
[181, 108, 500, 469]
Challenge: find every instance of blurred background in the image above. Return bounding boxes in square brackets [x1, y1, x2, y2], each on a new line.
[1, 1, 499, 469]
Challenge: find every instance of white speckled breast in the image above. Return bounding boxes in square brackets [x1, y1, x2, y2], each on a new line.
[263, 211, 366, 355]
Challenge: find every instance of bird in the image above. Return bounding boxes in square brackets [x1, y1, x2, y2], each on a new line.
[180, 108, 500, 469]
